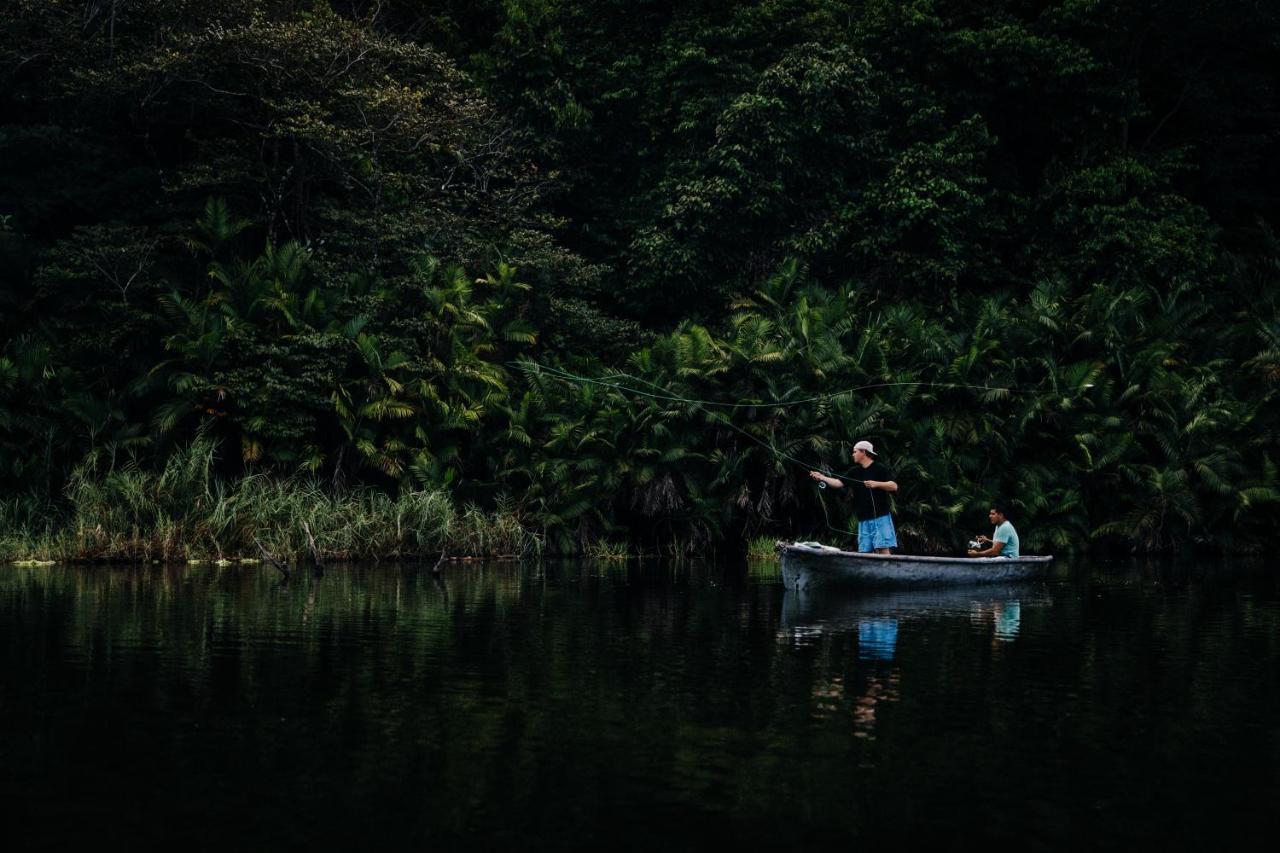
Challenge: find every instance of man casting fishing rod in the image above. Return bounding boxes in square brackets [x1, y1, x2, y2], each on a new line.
[808, 440, 899, 554]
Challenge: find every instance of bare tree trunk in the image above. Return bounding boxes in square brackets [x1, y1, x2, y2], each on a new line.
[254, 535, 290, 579]
[301, 519, 324, 573]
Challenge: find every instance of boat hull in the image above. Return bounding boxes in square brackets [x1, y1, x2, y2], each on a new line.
[777, 542, 1052, 590]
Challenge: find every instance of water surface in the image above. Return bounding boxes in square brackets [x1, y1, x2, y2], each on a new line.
[2, 559, 1277, 850]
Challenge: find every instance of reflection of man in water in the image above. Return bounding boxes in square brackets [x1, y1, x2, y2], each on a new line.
[806, 617, 902, 739]
[858, 618, 898, 661]
[852, 617, 900, 738]
[852, 670, 900, 739]
[970, 600, 1022, 643]
[994, 600, 1021, 639]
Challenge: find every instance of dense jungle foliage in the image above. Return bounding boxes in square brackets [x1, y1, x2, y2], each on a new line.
[1, 0, 1278, 558]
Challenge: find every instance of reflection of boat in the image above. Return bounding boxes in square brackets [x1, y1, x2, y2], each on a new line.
[780, 584, 1043, 635]
[777, 541, 1052, 590]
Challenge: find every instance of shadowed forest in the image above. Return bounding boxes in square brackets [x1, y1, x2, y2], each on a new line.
[1, 0, 1277, 559]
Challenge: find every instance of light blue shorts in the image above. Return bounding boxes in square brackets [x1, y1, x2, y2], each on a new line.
[857, 514, 897, 552]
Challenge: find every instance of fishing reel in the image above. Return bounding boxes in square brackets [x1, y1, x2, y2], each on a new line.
[968, 539, 982, 550]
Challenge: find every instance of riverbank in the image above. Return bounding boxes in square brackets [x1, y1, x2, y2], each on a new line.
[0, 444, 537, 564]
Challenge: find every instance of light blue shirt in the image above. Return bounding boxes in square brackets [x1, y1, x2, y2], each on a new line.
[993, 520, 1019, 558]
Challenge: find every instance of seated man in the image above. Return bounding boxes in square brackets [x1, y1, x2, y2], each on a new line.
[967, 504, 1019, 558]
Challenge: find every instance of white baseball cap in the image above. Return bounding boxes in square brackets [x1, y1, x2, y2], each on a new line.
[853, 440, 876, 456]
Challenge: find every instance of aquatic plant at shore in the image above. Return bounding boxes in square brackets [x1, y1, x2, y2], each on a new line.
[745, 537, 780, 562]
[583, 539, 629, 561]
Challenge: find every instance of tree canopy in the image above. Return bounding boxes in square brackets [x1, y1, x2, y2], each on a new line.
[1, 0, 1277, 555]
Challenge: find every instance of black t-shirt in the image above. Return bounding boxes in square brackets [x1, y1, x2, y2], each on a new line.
[840, 461, 895, 521]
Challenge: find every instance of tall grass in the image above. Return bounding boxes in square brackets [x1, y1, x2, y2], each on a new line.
[0, 439, 539, 563]
[0, 495, 63, 562]
[745, 536, 780, 562]
[583, 539, 629, 561]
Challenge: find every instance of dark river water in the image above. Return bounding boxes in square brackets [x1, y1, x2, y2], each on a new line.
[2, 559, 1278, 851]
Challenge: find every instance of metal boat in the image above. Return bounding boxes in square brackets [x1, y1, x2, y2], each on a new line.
[777, 541, 1053, 590]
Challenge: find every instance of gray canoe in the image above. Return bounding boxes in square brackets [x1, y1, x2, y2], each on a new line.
[777, 541, 1053, 590]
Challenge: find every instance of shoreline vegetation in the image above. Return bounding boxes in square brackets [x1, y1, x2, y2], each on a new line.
[1, 440, 537, 565]
[2, 2, 1278, 560]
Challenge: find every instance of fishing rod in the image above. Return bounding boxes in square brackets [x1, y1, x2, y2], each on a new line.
[517, 360, 834, 473]
[518, 360, 1025, 476]
[517, 361, 857, 535]
[512, 360, 1091, 540]
[526, 361, 1024, 411]
[516, 360, 1005, 536]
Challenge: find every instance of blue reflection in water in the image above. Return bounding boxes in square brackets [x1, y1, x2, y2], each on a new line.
[857, 618, 899, 660]
[994, 599, 1021, 641]
[969, 598, 1022, 642]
